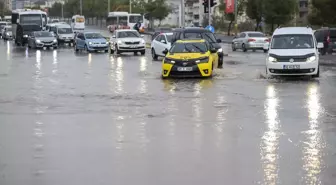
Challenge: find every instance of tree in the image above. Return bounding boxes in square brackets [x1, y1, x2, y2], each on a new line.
[263, 0, 297, 32]
[144, 0, 171, 27]
[308, 0, 336, 26]
[49, 3, 63, 17]
[222, 0, 246, 35]
[246, 0, 263, 31]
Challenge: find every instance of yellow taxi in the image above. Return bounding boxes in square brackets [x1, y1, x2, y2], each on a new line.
[161, 39, 219, 78]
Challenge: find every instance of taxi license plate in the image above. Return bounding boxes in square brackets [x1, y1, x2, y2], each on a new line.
[283, 65, 300, 69]
[177, 67, 192, 71]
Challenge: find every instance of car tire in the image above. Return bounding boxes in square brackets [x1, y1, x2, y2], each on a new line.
[232, 43, 236, 51]
[115, 44, 121, 54]
[218, 56, 223, 68]
[151, 48, 158, 60]
[242, 44, 247, 52]
[105, 50, 108, 53]
[84, 44, 90, 53]
[134, 52, 137, 55]
[110, 48, 114, 54]
[312, 67, 319, 78]
[141, 50, 145, 55]
[75, 45, 79, 52]
[263, 49, 268, 53]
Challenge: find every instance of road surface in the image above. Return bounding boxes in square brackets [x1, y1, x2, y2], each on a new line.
[0, 37, 336, 185]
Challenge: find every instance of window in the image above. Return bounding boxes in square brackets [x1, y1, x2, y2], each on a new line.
[240, 33, 246, 38]
[155, 35, 163, 41]
[271, 34, 314, 49]
[170, 42, 207, 53]
[58, 28, 73, 34]
[184, 32, 202, 39]
[166, 35, 172, 42]
[20, 14, 42, 25]
[248, 33, 265, 37]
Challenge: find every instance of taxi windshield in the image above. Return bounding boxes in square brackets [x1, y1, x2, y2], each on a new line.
[170, 42, 207, 53]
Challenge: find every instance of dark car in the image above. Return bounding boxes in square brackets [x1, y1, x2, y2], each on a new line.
[151, 27, 173, 40]
[314, 28, 336, 55]
[171, 28, 223, 67]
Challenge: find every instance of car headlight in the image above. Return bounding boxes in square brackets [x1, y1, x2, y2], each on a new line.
[217, 48, 223, 53]
[23, 35, 28, 38]
[6, 32, 9, 35]
[53, 39, 57, 43]
[117, 40, 122, 44]
[195, 57, 209, 64]
[306, 55, 316, 63]
[36, 40, 41, 43]
[268, 56, 277, 63]
[164, 58, 175, 64]
[88, 42, 92, 45]
[141, 40, 145, 44]
[105, 42, 109, 45]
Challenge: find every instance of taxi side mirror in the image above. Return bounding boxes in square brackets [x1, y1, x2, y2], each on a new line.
[210, 48, 217, 53]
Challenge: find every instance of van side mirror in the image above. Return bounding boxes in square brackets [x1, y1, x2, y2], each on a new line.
[317, 42, 324, 49]
[162, 49, 168, 55]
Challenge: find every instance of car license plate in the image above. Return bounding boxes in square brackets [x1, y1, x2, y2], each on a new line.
[177, 67, 192, 71]
[130, 45, 137, 48]
[283, 65, 300, 69]
[65, 39, 70, 41]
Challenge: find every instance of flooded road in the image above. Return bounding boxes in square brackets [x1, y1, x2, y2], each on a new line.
[0, 38, 336, 185]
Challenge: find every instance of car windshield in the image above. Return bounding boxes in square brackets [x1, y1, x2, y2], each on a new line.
[170, 42, 207, 53]
[58, 28, 72, 34]
[34, 31, 53, 37]
[248, 33, 265, 37]
[271, 34, 314, 49]
[166, 35, 173, 42]
[184, 32, 217, 43]
[117, 31, 140, 38]
[85, 33, 104, 39]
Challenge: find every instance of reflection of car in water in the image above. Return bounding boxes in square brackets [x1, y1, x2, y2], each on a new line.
[161, 39, 218, 78]
[27, 31, 58, 49]
[2, 26, 13, 40]
[162, 79, 213, 92]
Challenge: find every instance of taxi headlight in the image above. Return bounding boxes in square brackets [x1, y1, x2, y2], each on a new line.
[268, 56, 277, 63]
[217, 48, 223, 53]
[306, 55, 316, 63]
[195, 57, 209, 63]
[164, 58, 175, 64]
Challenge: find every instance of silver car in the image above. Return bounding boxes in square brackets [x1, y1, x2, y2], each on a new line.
[27, 31, 58, 49]
[232, 31, 270, 53]
[2, 26, 12, 40]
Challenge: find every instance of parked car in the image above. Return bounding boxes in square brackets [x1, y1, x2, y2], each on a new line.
[151, 32, 173, 60]
[232, 31, 270, 53]
[27, 31, 58, 49]
[109, 29, 146, 55]
[314, 28, 336, 55]
[170, 27, 223, 68]
[266, 27, 323, 78]
[75, 32, 109, 53]
[0, 21, 10, 37]
[2, 25, 13, 40]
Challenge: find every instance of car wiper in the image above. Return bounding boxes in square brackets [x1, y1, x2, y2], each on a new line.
[191, 43, 205, 53]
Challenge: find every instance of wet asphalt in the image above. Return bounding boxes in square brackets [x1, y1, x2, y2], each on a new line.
[0, 28, 336, 185]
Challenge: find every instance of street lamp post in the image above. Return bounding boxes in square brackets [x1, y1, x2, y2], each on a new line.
[180, 0, 185, 27]
[108, 0, 110, 13]
[80, 0, 82, 15]
[61, 1, 64, 20]
[129, 0, 132, 13]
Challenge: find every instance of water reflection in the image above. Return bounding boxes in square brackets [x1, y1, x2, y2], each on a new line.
[115, 116, 125, 151]
[138, 57, 147, 93]
[301, 83, 324, 184]
[192, 82, 203, 148]
[215, 94, 227, 133]
[261, 85, 280, 185]
[6, 41, 10, 60]
[115, 57, 124, 94]
[52, 50, 58, 74]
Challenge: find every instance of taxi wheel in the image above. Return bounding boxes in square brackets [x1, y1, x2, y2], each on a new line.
[151, 48, 158, 60]
[242, 44, 247, 52]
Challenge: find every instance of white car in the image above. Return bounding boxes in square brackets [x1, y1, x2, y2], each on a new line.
[232, 31, 270, 52]
[110, 29, 146, 55]
[266, 27, 324, 78]
[151, 32, 173, 60]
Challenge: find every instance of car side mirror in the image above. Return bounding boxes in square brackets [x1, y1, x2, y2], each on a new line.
[216, 39, 222, 43]
[317, 42, 324, 49]
[162, 49, 168, 55]
[210, 48, 217, 53]
[160, 40, 166, 43]
[112, 35, 116, 38]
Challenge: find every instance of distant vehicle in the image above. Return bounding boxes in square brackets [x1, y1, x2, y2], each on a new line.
[151, 27, 173, 40]
[314, 28, 336, 55]
[266, 27, 323, 78]
[27, 31, 58, 49]
[106, 12, 145, 33]
[71, 15, 85, 32]
[151, 32, 173, 60]
[75, 32, 109, 53]
[3, 16, 11, 22]
[171, 27, 223, 68]
[11, 9, 48, 46]
[161, 39, 218, 78]
[2, 25, 13, 40]
[0, 21, 10, 37]
[232, 31, 270, 53]
[48, 23, 74, 45]
[109, 29, 146, 55]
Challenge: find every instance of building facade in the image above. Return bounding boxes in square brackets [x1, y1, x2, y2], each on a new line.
[4, 0, 12, 11]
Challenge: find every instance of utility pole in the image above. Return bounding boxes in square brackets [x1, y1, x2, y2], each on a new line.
[180, 0, 185, 27]
[80, 0, 82, 15]
[208, 0, 211, 25]
[234, 0, 238, 35]
[108, 0, 110, 13]
[129, 0, 132, 13]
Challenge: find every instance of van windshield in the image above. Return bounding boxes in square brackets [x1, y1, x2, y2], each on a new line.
[271, 34, 314, 49]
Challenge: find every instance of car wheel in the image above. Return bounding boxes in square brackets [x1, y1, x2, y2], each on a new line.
[232, 43, 236, 51]
[115, 44, 121, 54]
[141, 50, 145, 55]
[134, 52, 138, 55]
[110, 48, 114, 54]
[105, 50, 108, 53]
[242, 44, 247, 52]
[84, 44, 90, 53]
[312, 67, 319, 78]
[75, 44, 79, 52]
[151, 48, 158, 60]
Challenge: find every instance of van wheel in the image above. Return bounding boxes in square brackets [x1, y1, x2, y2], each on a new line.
[312, 67, 319, 78]
[242, 44, 247, 52]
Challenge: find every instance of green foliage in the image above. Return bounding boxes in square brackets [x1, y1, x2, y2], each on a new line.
[49, 3, 63, 17]
[246, 0, 263, 30]
[143, 0, 171, 22]
[0, 1, 11, 16]
[308, 0, 336, 26]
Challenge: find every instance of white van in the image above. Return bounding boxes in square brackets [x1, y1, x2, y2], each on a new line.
[266, 27, 324, 78]
[71, 15, 85, 32]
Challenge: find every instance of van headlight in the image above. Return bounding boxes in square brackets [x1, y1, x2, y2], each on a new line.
[195, 57, 209, 63]
[164, 58, 175, 64]
[268, 56, 277, 63]
[306, 55, 316, 63]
